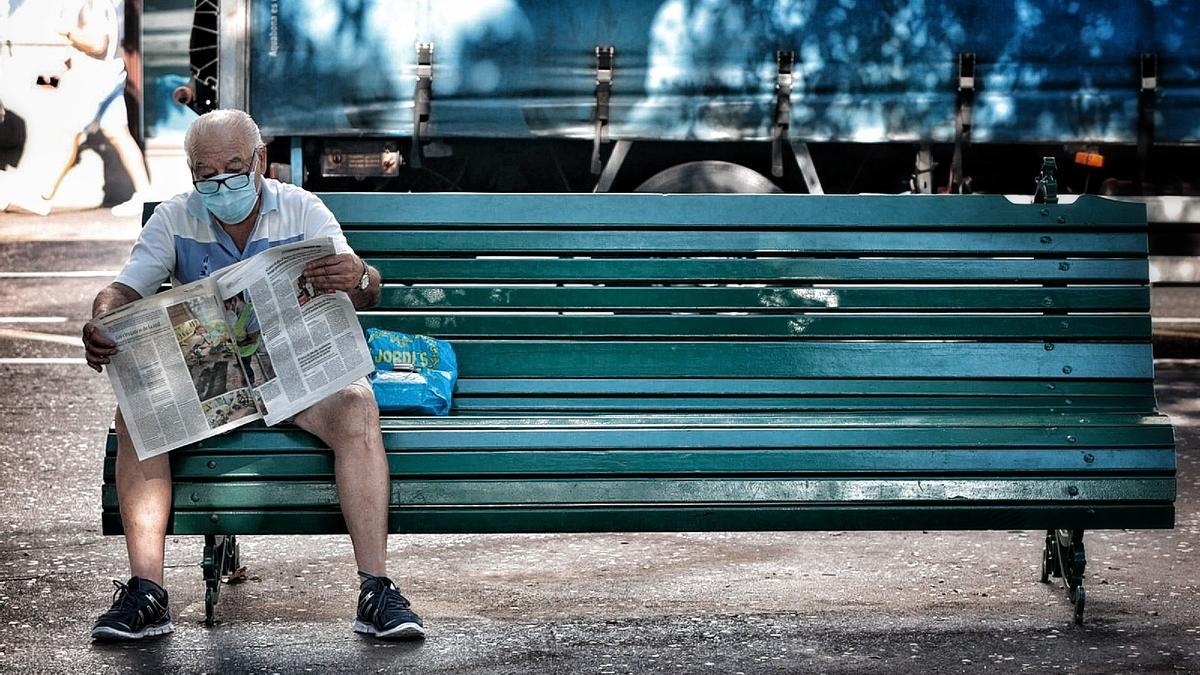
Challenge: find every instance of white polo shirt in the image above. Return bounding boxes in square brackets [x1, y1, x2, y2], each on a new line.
[115, 178, 352, 298]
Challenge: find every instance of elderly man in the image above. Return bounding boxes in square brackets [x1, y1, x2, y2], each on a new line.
[81, 109, 424, 642]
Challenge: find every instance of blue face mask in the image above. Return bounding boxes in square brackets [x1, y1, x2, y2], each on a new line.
[196, 157, 261, 224]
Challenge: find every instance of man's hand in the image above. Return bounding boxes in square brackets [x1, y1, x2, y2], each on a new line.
[85, 282, 143, 373]
[83, 321, 117, 373]
[303, 253, 364, 293]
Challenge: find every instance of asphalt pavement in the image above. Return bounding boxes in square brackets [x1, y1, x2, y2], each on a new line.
[0, 208, 1198, 674]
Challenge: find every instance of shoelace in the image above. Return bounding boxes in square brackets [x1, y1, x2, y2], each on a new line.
[359, 572, 411, 615]
[378, 585, 412, 613]
[102, 579, 140, 617]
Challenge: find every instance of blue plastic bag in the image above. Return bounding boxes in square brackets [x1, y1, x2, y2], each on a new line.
[364, 328, 457, 415]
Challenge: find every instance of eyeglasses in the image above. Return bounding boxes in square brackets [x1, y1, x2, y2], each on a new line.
[193, 153, 259, 194]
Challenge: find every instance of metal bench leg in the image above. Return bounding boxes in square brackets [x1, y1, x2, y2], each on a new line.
[202, 534, 241, 626]
[1040, 529, 1087, 625]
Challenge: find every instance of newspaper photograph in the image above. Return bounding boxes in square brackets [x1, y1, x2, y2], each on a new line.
[293, 272, 328, 307]
[96, 237, 375, 458]
[221, 291, 277, 389]
[212, 238, 374, 425]
[167, 294, 256, 426]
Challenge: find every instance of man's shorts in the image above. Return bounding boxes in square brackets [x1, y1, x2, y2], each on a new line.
[285, 376, 374, 424]
[87, 80, 129, 134]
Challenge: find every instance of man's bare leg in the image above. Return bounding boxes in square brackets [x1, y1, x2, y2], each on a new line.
[102, 125, 153, 194]
[93, 411, 174, 641]
[287, 383, 421, 639]
[113, 410, 171, 585]
[293, 383, 390, 576]
[42, 132, 86, 202]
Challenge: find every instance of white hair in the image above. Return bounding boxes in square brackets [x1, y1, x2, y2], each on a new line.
[184, 109, 264, 167]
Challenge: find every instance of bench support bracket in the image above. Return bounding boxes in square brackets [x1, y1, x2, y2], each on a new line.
[1137, 53, 1157, 194]
[202, 533, 241, 626]
[771, 50, 795, 178]
[591, 46, 615, 175]
[411, 42, 434, 169]
[1041, 528, 1087, 625]
[913, 144, 934, 194]
[790, 141, 823, 194]
[1033, 156, 1058, 204]
[593, 139, 632, 193]
[949, 52, 975, 194]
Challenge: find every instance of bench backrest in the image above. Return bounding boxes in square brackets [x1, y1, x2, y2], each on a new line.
[321, 193, 1155, 415]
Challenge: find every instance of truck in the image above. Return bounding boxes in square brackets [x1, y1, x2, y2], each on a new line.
[161, 1, 1200, 207]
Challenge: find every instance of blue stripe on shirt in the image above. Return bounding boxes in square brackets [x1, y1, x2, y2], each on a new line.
[173, 233, 305, 285]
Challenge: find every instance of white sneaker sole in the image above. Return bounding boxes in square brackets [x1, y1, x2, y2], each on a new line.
[7, 198, 50, 216]
[353, 619, 426, 640]
[91, 621, 174, 641]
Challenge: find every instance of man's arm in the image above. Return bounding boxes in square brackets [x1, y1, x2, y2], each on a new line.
[61, 26, 110, 59]
[60, 2, 115, 60]
[82, 282, 142, 373]
[302, 253, 381, 310]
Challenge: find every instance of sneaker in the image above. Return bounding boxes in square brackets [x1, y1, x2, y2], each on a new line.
[6, 194, 51, 216]
[90, 577, 173, 642]
[354, 571, 425, 640]
[110, 193, 148, 217]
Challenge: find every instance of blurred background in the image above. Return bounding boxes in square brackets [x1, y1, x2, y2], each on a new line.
[4, 1, 1200, 205]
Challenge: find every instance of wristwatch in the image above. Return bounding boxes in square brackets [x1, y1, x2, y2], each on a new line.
[357, 259, 370, 290]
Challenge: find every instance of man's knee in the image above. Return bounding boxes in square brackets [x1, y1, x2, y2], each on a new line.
[113, 409, 172, 486]
[114, 409, 134, 452]
[330, 383, 379, 421]
[299, 383, 382, 447]
[336, 384, 380, 435]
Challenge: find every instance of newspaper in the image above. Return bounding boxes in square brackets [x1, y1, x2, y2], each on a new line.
[96, 237, 375, 460]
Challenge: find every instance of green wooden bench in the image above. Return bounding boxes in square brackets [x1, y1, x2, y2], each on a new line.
[103, 191, 1176, 626]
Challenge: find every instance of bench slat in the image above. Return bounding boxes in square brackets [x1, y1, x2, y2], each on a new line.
[362, 314, 1150, 339]
[452, 378, 1153, 397]
[377, 286, 1150, 312]
[371, 427, 1174, 450]
[448, 396, 1157, 413]
[446, 379, 1158, 410]
[199, 410, 1180, 430]
[125, 447, 1174, 481]
[108, 422, 1175, 452]
[428, 380, 1158, 412]
[370, 257, 1148, 283]
[322, 193, 1146, 229]
[348, 230, 1147, 256]
[102, 477, 1175, 509]
[104, 412, 1172, 454]
[448, 341, 1152, 379]
[109, 504, 1174, 535]
[401, 411, 1166, 426]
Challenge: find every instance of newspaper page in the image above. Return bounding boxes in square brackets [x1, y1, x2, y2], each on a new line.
[96, 278, 263, 460]
[211, 237, 375, 425]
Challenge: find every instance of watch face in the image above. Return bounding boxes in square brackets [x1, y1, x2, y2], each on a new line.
[359, 270, 370, 290]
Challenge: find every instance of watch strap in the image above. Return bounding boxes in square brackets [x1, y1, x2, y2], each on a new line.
[358, 259, 370, 290]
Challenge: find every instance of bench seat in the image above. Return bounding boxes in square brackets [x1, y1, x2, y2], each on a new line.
[104, 410, 1174, 534]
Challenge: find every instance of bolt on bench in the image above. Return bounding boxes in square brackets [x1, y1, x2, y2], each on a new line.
[103, 192, 1176, 626]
